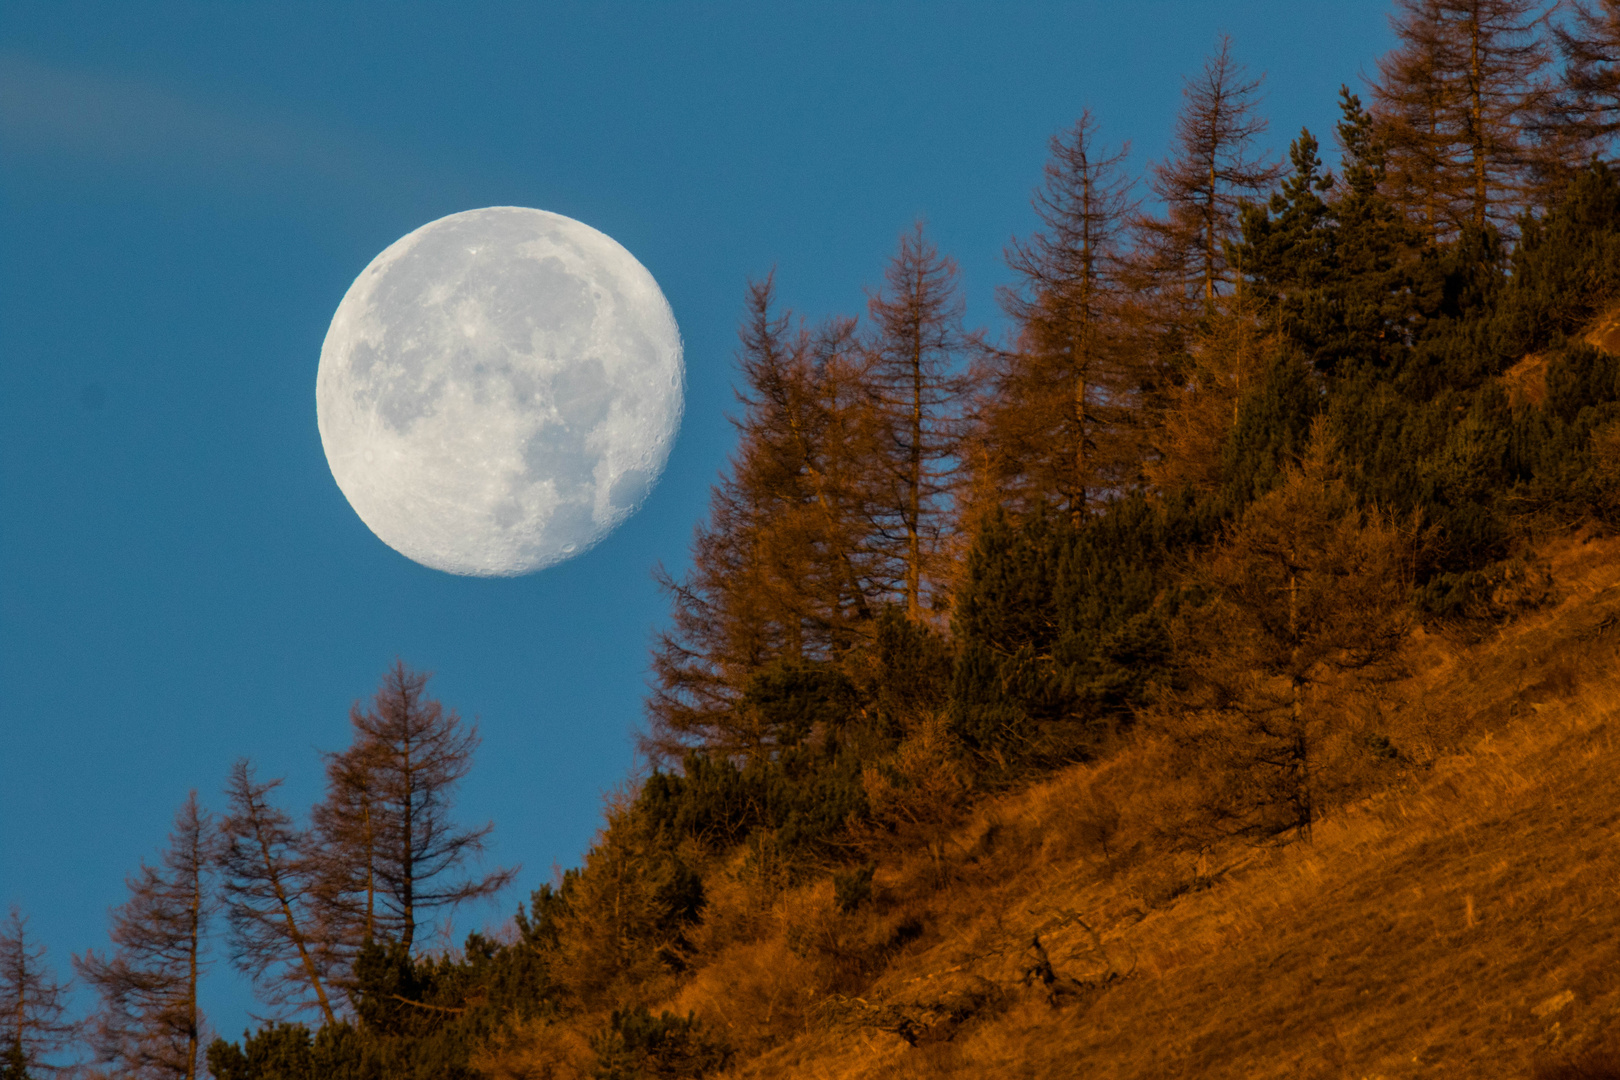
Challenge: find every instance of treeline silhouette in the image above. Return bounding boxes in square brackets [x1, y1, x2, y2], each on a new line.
[13, 2, 1620, 1076]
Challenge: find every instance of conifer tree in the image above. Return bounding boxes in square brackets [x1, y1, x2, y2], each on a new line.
[0, 908, 75, 1078]
[1372, 0, 1554, 236]
[1235, 98, 1433, 380]
[1238, 129, 1336, 335]
[1553, 0, 1620, 150]
[307, 741, 380, 982]
[75, 793, 214, 1080]
[218, 760, 337, 1025]
[1171, 424, 1413, 837]
[1502, 158, 1620, 347]
[1321, 90, 1435, 369]
[1138, 36, 1283, 308]
[647, 278, 875, 759]
[1372, 0, 1456, 234]
[312, 663, 513, 958]
[718, 278, 876, 654]
[981, 111, 1143, 522]
[863, 223, 972, 619]
[1147, 290, 1284, 495]
[1212, 86, 1446, 531]
[861, 713, 971, 885]
[550, 803, 704, 1010]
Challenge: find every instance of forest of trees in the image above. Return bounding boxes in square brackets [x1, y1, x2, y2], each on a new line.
[14, 1, 1620, 1076]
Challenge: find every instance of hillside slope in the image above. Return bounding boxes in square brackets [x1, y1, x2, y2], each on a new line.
[670, 532, 1620, 1079]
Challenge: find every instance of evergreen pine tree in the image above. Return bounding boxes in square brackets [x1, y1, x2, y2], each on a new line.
[1499, 158, 1620, 349]
[1237, 97, 1432, 377]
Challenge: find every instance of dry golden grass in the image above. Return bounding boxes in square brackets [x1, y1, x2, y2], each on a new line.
[705, 531, 1620, 1078]
[1502, 354, 1550, 408]
[1588, 308, 1620, 356]
[478, 531, 1620, 1078]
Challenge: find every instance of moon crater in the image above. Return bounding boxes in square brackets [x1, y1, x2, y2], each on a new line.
[316, 207, 683, 576]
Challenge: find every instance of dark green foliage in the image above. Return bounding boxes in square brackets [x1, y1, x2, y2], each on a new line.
[632, 652, 891, 857]
[1237, 94, 1431, 375]
[515, 880, 570, 953]
[950, 145, 1620, 766]
[1243, 133, 1620, 606]
[864, 607, 954, 735]
[1547, 343, 1620, 423]
[634, 747, 869, 857]
[1500, 162, 1620, 352]
[949, 497, 1203, 766]
[590, 1007, 732, 1080]
[207, 1022, 366, 1080]
[832, 863, 876, 914]
[348, 940, 484, 1044]
[652, 860, 707, 970]
[949, 509, 1073, 758]
[635, 753, 769, 851]
[1049, 497, 1194, 708]
[1395, 227, 1513, 397]
[207, 918, 558, 1080]
[739, 659, 857, 752]
[0, 1041, 28, 1080]
[1217, 352, 1324, 509]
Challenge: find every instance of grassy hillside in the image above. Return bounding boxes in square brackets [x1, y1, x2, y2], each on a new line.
[191, 38, 1620, 1080]
[486, 530, 1620, 1079]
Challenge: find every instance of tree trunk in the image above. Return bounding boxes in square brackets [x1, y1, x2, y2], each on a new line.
[1288, 569, 1312, 837]
[400, 734, 415, 952]
[1471, 11, 1489, 229]
[185, 826, 203, 1080]
[1206, 155, 1220, 304]
[252, 825, 337, 1025]
[907, 330, 924, 619]
[1073, 371, 1088, 527]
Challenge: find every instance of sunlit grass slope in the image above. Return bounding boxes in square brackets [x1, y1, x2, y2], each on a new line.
[653, 532, 1620, 1079]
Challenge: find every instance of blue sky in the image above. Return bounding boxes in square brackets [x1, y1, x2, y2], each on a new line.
[1, 0, 1394, 1044]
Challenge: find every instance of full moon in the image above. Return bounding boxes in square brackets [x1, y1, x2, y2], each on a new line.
[316, 207, 683, 576]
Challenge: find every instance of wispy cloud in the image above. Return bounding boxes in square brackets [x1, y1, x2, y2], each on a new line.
[0, 53, 453, 206]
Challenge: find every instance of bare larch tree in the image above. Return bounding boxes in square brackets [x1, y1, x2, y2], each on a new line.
[217, 759, 337, 1025]
[646, 276, 878, 759]
[312, 662, 514, 958]
[74, 792, 213, 1080]
[982, 110, 1143, 524]
[1, 906, 76, 1076]
[1373, 0, 1554, 236]
[1551, 0, 1620, 153]
[1139, 36, 1283, 308]
[864, 222, 972, 620]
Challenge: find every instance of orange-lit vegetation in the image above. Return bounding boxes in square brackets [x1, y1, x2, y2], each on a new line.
[456, 0, 1620, 1072]
[470, 534, 1620, 1080]
[15, 2, 1620, 1078]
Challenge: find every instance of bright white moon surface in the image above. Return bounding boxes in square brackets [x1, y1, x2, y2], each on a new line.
[316, 207, 683, 576]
